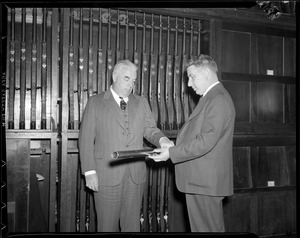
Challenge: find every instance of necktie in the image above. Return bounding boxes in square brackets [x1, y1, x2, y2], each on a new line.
[119, 97, 127, 111]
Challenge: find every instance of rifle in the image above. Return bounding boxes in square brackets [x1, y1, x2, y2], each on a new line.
[78, 9, 84, 123]
[166, 16, 175, 130]
[41, 8, 47, 129]
[106, 9, 113, 90]
[181, 18, 190, 122]
[149, 14, 159, 123]
[156, 167, 162, 231]
[163, 165, 169, 232]
[140, 195, 145, 232]
[115, 9, 122, 62]
[148, 166, 153, 232]
[97, 8, 104, 93]
[30, 8, 37, 129]
[87, 9, 94, 98]
[133, 12, 140, 95]
[124, 11, 129, 61]
[75, 159, 81, 232]
[19, 8, 26, 129]
[158, 15, 167, 130]
[8, 8, 16, 129]
[141, 13, 150, 103]
[68, 9, 75, 129]
[85, 190, 90, 232]
[173, 17, 183, 130]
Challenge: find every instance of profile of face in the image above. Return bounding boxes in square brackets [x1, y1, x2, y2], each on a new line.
[187, 65, 210, 96]
[113, 65, 137, 98]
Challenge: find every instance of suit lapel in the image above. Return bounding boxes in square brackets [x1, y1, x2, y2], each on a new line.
[128, 94, 139, 131]
[103, 90, 126, 130]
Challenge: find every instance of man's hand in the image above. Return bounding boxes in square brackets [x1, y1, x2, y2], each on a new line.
[148, 147, 170, 162]
[85, 173, 99, 192]
[159, 137, 175, 148]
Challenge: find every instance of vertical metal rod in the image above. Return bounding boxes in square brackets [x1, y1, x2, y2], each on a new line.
[19, 8, 26, 129]
[149, 14, 159, 123]
[30, 8, 37, 129]
[106, 8, 113, 90]
[78, 9, 84, 123]
[97, 8, 104, 93]
[190, 19, 194, 56]
[85, 192, 91, 232]
[87, 8, 94, 98]
[8, 8, 15, 129]
[41, 8, 47, 129]
[68, 9, 75, 129]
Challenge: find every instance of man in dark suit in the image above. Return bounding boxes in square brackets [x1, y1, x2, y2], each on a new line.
[79, 60, 174, 232]
[149, 55, 236, 232]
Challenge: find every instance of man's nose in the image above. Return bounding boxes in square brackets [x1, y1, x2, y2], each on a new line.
[188, 78, 192, 87]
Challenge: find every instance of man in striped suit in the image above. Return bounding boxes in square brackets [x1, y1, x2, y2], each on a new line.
[79, 60, 174, 232]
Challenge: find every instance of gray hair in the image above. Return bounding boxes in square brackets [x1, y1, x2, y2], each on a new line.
[185, 55, 218, 73]
[112, 60, 138, 79]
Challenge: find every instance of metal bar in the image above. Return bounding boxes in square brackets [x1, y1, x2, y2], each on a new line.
[111, 148, 155, 159]
[189, 19, 196, 112]
[68, 9, 75, 129]
[41, 8, 47, 129]
[141, 13, 149, 102]
[166, 16, 175, 130]
[158, 15, 167, 130]
[106, 9, 113, 90]
[174, 17, 183, 129]
[8, 8, 15, 129]
[30, 8, 37, 129]
[87, 8, 94, 98]
[149, 14, 159, 123]
[19, 8, 26, 129]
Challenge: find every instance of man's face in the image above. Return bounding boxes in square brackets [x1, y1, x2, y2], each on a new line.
[187, 65, 209, 96]
[113, 67, 136, 97]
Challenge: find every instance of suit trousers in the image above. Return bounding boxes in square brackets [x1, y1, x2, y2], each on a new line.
[186, 193, 225, 232]
[94, 165, 144, 232]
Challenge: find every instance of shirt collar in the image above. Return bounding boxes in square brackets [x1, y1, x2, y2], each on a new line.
[202, 81, 220, 97]
[110, 86, 129, 103]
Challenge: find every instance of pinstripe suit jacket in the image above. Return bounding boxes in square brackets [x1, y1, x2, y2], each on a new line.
[79, 90, 165, 186]
[169, 83, 236, 196]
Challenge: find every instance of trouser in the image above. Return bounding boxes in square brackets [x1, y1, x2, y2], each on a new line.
[186, 193, 225, 232]
[94, 166, 144, 232]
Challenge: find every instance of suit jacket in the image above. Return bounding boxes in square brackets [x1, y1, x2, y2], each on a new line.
[79, 90, 165, 186]
[169, 83, 236, 196]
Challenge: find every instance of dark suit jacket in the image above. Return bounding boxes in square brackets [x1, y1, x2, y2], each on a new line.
[79, 90, 165, 186]
[169, 83, 236, 196]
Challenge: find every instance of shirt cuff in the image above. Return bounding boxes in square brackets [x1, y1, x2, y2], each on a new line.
[85, 170, 96, 176]
[159, 136, 168, 144]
